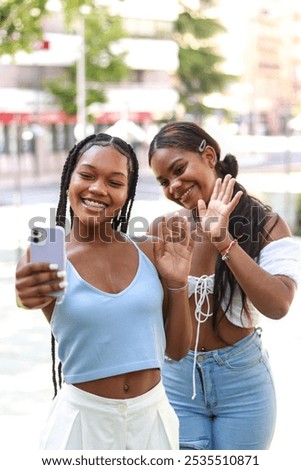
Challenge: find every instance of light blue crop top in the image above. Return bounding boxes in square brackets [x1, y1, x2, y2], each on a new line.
[51, 237, 165, 384]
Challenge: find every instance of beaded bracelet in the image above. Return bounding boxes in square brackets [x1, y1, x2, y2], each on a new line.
[167, 283, 188, 291]
[220, 239, 238, 262]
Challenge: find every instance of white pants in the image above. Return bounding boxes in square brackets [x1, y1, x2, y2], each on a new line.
[39, 381, 179, 450]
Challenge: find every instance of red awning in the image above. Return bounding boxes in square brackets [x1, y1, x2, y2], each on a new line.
[0, 111, 75, 125]
[0, 110, 152, 125]
[95, 111, 152, 124]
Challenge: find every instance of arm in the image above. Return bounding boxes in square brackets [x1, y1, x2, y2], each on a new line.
[162, 280, 192, 360]
[212, 218, 296, 319]
[152, 215, 194, 360]
[197, 175, 296, 319]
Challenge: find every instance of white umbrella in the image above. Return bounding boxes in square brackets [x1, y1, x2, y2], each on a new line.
[105, 119, 147, 143]
[287, 115, 301, 131]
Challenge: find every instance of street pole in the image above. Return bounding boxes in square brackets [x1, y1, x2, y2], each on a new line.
[11, 116, 23, 261]
[76, 15, 87, 140]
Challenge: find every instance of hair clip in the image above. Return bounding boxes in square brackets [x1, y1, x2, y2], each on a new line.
[198, 139, 207, 152]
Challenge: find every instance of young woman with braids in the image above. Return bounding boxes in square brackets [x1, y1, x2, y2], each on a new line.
[15, 132, 194, 450]
[148, 121, 299, 450]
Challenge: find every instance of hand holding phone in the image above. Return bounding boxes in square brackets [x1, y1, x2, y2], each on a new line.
[30, 226, 67, 301]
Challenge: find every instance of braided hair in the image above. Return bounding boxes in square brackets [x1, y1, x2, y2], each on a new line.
[51, 132, 139, 397]
[148, 121, 279, 339]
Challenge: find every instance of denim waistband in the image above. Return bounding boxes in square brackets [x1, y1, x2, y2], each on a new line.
[189, 328, 262, 399]
[188, 327, 262, 364]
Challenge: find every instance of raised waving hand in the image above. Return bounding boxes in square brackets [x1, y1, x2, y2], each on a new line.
[197, 174, 243, 242]
[153, 213, 194, 287]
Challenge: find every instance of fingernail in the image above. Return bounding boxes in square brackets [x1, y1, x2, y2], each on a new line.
[49, 263, 59, 270]
[59, 281, 68, 288]
[57, 271, 66, 278]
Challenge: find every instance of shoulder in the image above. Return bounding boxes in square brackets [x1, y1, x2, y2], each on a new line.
[131, 235, 156, 263]
[263, 214, 292, 245]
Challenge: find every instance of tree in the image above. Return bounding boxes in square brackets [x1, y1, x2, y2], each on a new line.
[0, 0, 129, 117]
[0, 0, 97, 55]
[0, 0, 49, 55]
[174, 0, 237, 120]
[43, 6, 129, 117]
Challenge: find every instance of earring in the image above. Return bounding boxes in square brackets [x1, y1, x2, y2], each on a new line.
[66, 189, 69, 197]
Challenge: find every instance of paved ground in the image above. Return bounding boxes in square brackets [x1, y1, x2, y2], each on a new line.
[0, 196, 300, 464]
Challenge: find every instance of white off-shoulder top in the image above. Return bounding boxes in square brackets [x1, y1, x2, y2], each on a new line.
[187, 237, 300, 399]
[188, 237, 299, 328]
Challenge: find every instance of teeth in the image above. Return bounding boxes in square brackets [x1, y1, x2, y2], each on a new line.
[179, 187, 192, 202]
[84, 199, 106, 209]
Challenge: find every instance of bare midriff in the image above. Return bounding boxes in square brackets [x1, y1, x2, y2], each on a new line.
[189, 295, 254, 352]
[73, 368, 161, 399]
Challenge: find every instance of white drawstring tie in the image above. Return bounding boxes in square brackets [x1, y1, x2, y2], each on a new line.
[190, 275, 214, 400]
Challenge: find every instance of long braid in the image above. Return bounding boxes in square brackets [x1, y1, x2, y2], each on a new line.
[50, 132, 139, 398]
[51, 333, 58, 398]
[113, 143, 139, 232]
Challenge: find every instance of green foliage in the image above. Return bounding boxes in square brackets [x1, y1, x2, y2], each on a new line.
[175, 0, 237, 119]
[43, 6, 129, 117]
[0, 0, 98, 55]
[44, 77, 77, 116]
[0, 0, 48, 54]
[0, 0, 129, 117]
[176, 10, 225, 40]
[84, 10, 128, 83]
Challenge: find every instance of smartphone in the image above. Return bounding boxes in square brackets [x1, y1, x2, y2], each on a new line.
[30, 226, 66, 300]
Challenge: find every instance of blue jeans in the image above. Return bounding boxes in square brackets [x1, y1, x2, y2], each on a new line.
[162, 329, 276, 450]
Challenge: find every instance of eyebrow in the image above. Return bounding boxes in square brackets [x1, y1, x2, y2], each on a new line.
[78, 163, 127, 179]
[156, 158, 184, 180]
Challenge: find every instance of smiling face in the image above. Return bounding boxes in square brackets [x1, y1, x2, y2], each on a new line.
[68, 144, 129, 233]
[150, 146, 218, 210]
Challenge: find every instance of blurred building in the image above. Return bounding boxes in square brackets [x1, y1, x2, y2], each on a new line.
[1, 0, 301, 181]
[92, 0, 179, 123]
[212, 0, 301, 135]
